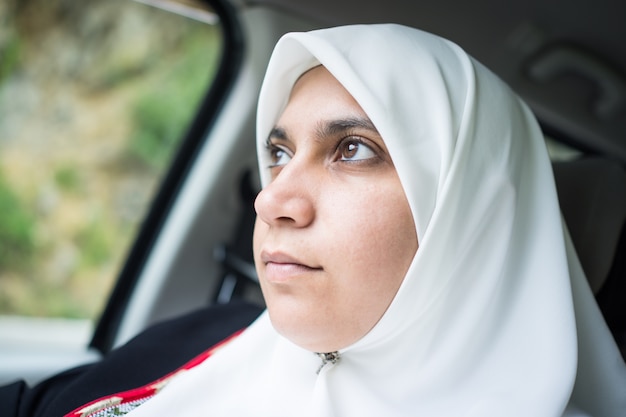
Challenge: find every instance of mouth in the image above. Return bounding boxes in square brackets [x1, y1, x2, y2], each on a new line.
[260, 250, 322, 283]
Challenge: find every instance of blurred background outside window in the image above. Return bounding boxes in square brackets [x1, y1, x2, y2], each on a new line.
[0, 0, 221, 330]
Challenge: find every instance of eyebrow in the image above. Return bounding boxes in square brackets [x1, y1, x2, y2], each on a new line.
[267, 116, 380, 143]
[267, 126, 288, 142]
[315, 116, 379, 139]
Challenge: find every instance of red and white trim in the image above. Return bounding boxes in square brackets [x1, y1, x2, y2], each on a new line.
[65, 331, 242, 417]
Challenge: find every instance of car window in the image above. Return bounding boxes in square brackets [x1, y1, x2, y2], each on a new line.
[0, 0, 221, 342]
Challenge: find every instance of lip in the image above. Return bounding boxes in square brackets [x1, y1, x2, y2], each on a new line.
[260, 250, 322, 283]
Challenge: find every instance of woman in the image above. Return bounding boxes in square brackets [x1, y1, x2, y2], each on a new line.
[121, 23, 625, 416]
[7, 23, 625, 417]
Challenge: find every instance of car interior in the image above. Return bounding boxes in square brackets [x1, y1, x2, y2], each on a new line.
[1, 0, 625, 386]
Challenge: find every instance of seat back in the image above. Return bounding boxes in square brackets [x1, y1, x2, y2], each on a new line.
[553, 157, 626, 357]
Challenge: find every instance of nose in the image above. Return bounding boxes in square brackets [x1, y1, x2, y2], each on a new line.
[254, 163, 315, 228]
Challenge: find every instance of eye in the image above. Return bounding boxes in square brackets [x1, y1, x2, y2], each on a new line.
[338, 138, 377, 162]
[268, 143, 292, 167]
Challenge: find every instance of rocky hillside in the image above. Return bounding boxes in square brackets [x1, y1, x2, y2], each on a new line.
[0, 0, 219, 319]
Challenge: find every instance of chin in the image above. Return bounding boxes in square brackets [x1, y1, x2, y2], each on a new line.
[269, 312, 362, 353]
[265, 303, 341, 352]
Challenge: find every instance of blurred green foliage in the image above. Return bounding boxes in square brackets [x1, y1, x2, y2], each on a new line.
[0, 171, 35, 272]
[0, 33, 21, 86]
[129, 29, 220, 170]
[75, 217, 112, 268]
[54, 164, 83, 194]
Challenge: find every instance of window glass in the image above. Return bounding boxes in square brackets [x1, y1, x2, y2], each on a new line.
[0, 0, 221, 321]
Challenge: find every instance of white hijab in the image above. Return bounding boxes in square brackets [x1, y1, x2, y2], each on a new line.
[129, 24, 626, 417]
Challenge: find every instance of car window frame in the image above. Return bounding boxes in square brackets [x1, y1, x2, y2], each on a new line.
[89, 0, 245, 354]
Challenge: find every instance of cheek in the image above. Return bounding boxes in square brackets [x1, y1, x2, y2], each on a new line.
[252, 218, 263, 251]
[329, 183, 416, 268]
[323, 181, 418, 303]
[252, 218, 268, 271]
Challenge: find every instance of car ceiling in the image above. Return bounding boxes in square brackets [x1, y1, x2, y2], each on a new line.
[245, 0, 626, 163]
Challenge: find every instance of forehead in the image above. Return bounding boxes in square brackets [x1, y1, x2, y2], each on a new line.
[278, 66, 369, 125]
[290, 65, 334, 95]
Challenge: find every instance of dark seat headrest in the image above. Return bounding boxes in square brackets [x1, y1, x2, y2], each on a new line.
[552, 157, 626, 293]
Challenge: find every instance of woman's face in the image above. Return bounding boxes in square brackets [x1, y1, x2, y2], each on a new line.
[253, 66, 418, 353]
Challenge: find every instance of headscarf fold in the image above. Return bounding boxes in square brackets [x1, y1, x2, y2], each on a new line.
[128, 24, 626, 417]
